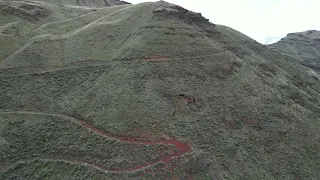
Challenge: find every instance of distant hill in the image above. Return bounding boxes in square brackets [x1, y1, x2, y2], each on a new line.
[269, 30, 320, 71]
[0, 1, 319, 179]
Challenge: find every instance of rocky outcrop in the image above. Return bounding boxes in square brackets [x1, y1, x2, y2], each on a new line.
[113, 0, 131, 5]
[153, 5, 210, 25]
[102, 0, 131, 6]
[269, 30, 320, 71]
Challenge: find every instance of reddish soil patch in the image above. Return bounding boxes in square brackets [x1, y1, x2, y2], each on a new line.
[78, 120, 191, 173]
[179, 94, 195, 103]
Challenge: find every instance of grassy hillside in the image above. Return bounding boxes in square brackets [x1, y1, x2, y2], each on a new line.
[0, 1, 320, 179]
[1, 1, 220, 71]
[269, 30, 320, 72]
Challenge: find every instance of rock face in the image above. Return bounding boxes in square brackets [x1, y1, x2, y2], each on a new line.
[113, 0, 131, 5]
[153, 5, 210, 25]
[0, 1, 320, 180]
[102, 0, 131, 6]
[269, 30, 320, 71]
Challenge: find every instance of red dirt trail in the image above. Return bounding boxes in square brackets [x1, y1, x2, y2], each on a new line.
[78, 120, 191, 173]
[0, 106, 191, 175]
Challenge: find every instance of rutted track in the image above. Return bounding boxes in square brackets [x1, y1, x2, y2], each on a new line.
[0, 111, 191, 173]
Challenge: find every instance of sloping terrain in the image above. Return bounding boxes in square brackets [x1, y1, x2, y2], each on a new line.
[269, 30, 320, 72]
[0, 1, 320, 180]
[2, 0, 130, 7]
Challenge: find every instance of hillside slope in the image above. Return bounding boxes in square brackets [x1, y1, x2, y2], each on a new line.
[2, 0, 130, 7]
[1, 1, 320, 180]
[269, 30, 320, 71]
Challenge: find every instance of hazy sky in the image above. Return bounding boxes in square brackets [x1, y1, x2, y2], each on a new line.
[129, 0, 319, 44]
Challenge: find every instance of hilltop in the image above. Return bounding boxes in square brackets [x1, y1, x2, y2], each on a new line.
[0, 1, 320, 179]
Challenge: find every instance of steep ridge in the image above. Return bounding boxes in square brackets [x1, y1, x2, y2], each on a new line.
[269, 30, 320, 71]
[1, 1, 320, 179]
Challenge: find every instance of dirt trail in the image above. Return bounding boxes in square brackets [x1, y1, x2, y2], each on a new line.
[0, 111, 191, 173]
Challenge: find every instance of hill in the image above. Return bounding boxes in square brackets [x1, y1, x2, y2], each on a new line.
[0, 1, 320, 179]
[269, 30, 320, 71]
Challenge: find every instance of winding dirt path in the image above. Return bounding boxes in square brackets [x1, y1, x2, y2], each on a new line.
[0, 111, 191, 173]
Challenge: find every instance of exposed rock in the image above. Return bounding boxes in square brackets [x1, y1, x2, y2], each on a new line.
[102, 0, 131, 6]
[153, 5, 210, 25]
[113, 0, 131, 5]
